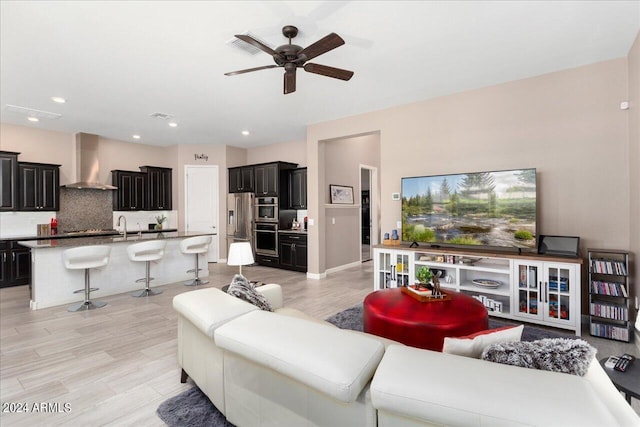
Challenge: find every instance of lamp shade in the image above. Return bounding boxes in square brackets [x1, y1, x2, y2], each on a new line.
[227, 242, 254, 266]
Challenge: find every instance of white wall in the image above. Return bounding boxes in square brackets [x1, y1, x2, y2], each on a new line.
[307, 58, 631, 280]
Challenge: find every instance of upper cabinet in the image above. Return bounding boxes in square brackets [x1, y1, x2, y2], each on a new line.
[228, 162, 299, 199]
[140, 166, 172, 210]
[17, 162, 60, 211]
[0, 151, 19, 211]
[229, 166, 254, 193]
[254, 163, 278, 196]
[112, 170, 147, 211]
[288, 168, 307, 209]
[112, 166, 173, 211]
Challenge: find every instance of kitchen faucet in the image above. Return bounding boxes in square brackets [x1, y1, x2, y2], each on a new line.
[117, 215, 127, 239]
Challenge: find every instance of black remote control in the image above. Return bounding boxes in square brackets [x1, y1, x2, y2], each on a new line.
[614, 354, 635, 372]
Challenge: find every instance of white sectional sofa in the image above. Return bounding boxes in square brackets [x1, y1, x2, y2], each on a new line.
[173, 285, 640, 427]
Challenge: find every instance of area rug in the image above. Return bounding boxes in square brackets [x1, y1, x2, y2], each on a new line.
[157, 304, 576, 426]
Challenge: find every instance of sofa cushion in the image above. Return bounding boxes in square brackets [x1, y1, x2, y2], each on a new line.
[226, 274, 273, 311]
[215, 310, 385, 403]
[173, 287, 257, 337]
[481, 338, 596, 376]
[371, 344, 620, 427]
[442, 325, 523, 358]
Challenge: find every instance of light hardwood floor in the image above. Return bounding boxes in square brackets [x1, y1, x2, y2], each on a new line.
[1, 261, 638, 425]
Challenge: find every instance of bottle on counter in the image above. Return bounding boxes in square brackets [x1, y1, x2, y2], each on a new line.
[50, 217, 58, 235]
[304, 216, 308, 230]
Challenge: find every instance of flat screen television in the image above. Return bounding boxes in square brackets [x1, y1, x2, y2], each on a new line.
[401, 168, 537, 250]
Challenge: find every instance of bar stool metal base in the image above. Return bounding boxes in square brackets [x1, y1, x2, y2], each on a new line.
[132, 260, 162, 297]
[184, 278, 209, 286]
[184, 253, 208, 286]
[67, 268, 107, 312]
[131, 288, 163, 297]
[68, 300, 107, 312]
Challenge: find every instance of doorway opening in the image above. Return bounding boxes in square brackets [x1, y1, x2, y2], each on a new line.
[360, 165, 378, 262]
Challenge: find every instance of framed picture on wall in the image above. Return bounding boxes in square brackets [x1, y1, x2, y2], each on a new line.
[329, 185, 354, 204]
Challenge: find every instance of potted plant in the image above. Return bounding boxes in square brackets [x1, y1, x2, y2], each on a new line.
[415, 266, 433, 289]
[155, 215, 167, 230]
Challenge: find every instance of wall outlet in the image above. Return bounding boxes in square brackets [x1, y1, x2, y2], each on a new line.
[397, 221, 402, 229]
[308, 218, 314, 226]
[332, 217, 336, 225]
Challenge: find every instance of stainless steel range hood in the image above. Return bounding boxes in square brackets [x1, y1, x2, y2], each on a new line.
[64, 133, 117, 190]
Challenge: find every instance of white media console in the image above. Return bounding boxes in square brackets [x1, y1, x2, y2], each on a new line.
[373, 245, 583, 335]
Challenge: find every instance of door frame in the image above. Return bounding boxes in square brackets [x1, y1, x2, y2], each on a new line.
[359, 164, 378, 262]
[184, 164, 219, 262]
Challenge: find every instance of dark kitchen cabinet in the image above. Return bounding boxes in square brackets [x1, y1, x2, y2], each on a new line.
[0, 151, 19, 211]
[254, 163, 278, 196]
[112, 170, 146, 210]
[0, 241, 31, 288]
[279, 233, 307, 272]
[229, 166, 254, 193]
[140, 166, 172, 210]
[288, 168, 307, 209]
[17, 162, 60, 211]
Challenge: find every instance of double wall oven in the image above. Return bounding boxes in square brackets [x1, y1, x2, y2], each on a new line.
[254, 197, 278, 256]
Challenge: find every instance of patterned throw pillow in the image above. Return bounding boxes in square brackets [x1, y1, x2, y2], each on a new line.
[481, 338, 596, 376]
[226, 274, 273, 311]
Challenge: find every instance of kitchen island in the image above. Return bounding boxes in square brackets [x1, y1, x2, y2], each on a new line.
[19, 231, 215, 310]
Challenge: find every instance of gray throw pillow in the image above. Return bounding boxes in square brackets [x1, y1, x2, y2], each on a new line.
[226, 274, 273, 311]
[480, 338, 596, 376]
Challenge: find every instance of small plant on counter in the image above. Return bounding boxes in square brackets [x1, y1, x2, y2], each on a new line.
[155, 215, 167, 230]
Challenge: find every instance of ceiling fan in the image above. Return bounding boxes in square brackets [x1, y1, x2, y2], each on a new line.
[225, 25, 354, 94]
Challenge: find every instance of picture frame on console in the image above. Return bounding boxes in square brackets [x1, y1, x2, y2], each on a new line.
[330, 184, 354, 204]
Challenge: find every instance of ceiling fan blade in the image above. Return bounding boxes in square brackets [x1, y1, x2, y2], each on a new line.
[235, 34, 283, 59]
[284, 67, 296, 94]
[224, 65, 279, 76]
[303, 63, 354, 81]
[298, 33, 345, 61]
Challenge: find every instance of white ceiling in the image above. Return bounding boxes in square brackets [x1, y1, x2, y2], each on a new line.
[1, 1, 638, 148]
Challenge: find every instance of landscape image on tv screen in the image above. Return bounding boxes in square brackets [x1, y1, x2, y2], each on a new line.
[402, 168, 537, 249]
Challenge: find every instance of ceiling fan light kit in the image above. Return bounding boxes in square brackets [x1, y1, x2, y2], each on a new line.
[225, 25, 354, 94]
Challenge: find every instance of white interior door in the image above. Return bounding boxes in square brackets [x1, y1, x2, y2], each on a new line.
[185, 165, 219, 262]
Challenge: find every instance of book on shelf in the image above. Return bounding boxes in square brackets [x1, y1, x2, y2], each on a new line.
[590, 281, 627, 297]
[590, 322, 630, 341]
[590, 259, 627, 276]
[589, 303, 628, 321]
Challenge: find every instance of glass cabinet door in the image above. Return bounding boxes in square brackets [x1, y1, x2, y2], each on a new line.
[515, 261, 543, 320]
[545, 264, 573, 324]
[376, 251, 410, 288]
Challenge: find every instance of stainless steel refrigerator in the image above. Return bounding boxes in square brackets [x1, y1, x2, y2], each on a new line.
[227, 192, 254, 255]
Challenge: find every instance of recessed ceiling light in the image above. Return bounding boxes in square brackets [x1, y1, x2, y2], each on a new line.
[28, 117, 39, 122]
[132, 134, 141, 140]
[51, 97, 66, 104]
[241, 130, 250, 136]
[168, 122, 178, 128]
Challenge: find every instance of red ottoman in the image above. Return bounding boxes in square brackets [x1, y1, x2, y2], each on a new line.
[363, 288, 488, 351]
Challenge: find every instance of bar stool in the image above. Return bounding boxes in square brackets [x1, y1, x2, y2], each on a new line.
[127, 240, 167, 297]
[179, 235, 212, 286]
[62, 245, 111, 312]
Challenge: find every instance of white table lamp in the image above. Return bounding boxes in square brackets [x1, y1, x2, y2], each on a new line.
[227, 242, 254, 276]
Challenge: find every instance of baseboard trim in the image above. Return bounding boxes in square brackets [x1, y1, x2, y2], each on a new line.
[326, 261, 362, 275]
[306, 272, 326, 280]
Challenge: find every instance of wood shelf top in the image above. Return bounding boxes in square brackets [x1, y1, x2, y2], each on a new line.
[373, 244, 583, 264]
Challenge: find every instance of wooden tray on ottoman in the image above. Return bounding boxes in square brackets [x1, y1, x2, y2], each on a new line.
[401, 285, 452, 302]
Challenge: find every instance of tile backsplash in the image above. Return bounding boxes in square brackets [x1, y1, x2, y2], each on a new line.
[57, 187, 113, 232]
